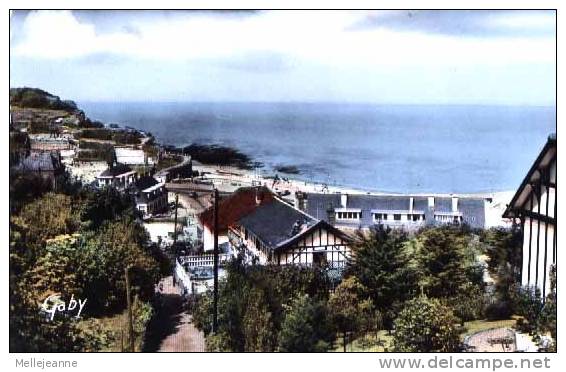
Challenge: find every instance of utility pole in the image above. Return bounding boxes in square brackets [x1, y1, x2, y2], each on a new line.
[125, 266, 135, 352]
[212, 188, 219, 333]
[173, 193, 179, 248]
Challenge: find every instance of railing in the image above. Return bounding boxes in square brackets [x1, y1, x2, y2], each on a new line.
[177, 253, 232, 268]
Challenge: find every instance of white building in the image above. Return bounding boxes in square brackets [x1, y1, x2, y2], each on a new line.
[134, 176, 168, 217]
[298, 192, 486, 231]
[504, 135, 556, 298]
[115, 147, 155, 166]
[96, 163, 137, 190]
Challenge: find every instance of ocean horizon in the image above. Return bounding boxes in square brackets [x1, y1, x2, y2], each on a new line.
[79, 101, 556, 194]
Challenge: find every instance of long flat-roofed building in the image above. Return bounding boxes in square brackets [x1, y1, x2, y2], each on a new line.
[503, 134, 556, 298]
[297, 192, 486, 230]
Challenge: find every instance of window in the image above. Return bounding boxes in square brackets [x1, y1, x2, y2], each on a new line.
[374, 213, 383, 220]
[337, 211, 360, 220]
[412, 214, 419, 221]
[394, 214, 401, 221]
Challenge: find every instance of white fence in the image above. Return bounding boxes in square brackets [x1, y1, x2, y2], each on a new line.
[175, 253, 231, 296]
[178, 253, 231, 268]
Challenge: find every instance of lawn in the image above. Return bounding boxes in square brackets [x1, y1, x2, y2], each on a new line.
[460, 316, 519, 340]
[332, 331, 393, 352]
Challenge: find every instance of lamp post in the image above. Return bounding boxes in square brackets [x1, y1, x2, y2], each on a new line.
[212, 188, 219, 333]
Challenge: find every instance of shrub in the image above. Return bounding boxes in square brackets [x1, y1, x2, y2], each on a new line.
[278, 294, 334, 352]
[485, 300, 513, 321]
[393, 295, 461, 352]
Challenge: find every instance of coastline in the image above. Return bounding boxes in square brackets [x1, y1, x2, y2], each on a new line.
[191, 161, 514, 228]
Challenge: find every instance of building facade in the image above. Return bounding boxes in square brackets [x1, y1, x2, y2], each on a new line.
[96, 163, 137, 190]
[11, 151, 65, 189]
[297, 192, 486, 231]
[199, 186, 352, 268]
[503, 135, 556, 298]
[134, 176, 168, 217]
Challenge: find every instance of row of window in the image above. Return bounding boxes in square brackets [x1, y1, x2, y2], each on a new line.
[336, 212, 429, 222]
[374, 213, 425, 222]
[336, 211, 361, 220]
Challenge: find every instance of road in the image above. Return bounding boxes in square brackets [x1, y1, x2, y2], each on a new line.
[143, 276, 205, 352]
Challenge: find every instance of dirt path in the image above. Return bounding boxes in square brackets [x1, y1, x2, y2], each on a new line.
[143, 276, 205, 352]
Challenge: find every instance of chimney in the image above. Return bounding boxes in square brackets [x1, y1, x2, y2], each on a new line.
[341, 193, 348, 208]
[409, 197, 414, 213]
[451, 196, 458, 212]
[428, 196, 435, 209]
[326, 203, 336, 225]
[255, 187, 263, 206]
[294, 191, 308, 211]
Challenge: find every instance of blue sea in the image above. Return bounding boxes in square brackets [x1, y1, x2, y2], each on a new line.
[79, 102, 556, 194]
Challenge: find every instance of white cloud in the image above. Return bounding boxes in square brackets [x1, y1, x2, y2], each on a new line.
[9, 10, 556, 104]
[12, 10, 555, 68]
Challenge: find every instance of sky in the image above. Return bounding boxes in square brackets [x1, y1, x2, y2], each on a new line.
[9, 10, 556, 105]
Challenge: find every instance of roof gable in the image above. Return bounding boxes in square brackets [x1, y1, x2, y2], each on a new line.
[199, 186, 275, 232]
[238, 198, 317, 248]
[99, 163, 133, 177]
[504, 135, 556, 218]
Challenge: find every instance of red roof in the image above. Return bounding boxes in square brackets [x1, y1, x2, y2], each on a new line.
[199, 186, 275, 232]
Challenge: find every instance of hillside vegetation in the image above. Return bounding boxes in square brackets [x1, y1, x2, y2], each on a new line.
[10, 87, 78, 112]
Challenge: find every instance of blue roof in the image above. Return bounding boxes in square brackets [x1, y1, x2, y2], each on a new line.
[304, 193, 486, 229]
[239, 198, 318, 248]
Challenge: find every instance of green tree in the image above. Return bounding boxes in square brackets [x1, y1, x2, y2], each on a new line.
[393, 295, 461, 352]
[328, 277, 377, 352]
[242, 288, 275, 351]
[481, 226, 522, 279]
[75, 219, 159, 314]
[413, 226, 477, 299]
[540, 265, 557, 351]
[9, 278, 101, 352]
[192, 258, 332, 351]
[278, 294, 334, 352]
[345, 225, 416, 328]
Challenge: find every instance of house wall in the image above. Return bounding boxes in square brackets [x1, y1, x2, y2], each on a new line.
[238, 225, 351, 267]
[276, 227, 351, 267]
[202, 225, 228, 252]
[520, 159, 556, 298]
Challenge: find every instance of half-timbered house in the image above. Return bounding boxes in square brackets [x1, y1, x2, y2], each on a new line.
[503, 134, 556, 298]
[199, 186, 352, 268]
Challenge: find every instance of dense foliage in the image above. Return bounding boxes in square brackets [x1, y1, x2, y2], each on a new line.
[277, 294, 334, 352]
[393, 295, 461, 352]
[345, 225, 416, 327]
[193, 258, 332, 351]
[9, 175, 161, 351]
[79, 128, 142, 145]
[328, 277, 378, 352]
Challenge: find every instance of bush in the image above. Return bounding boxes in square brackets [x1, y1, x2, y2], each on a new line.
[393, 295, 461, 352]
[79, 129, 113, 141]
[485, 300, 513, 321]
[192, 258, 332, 352]
[278, 294, 334, 352]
